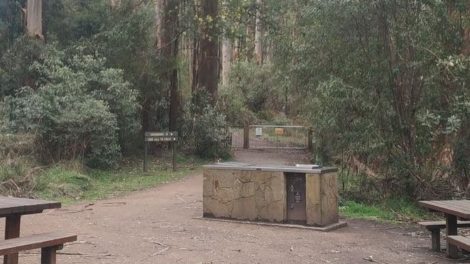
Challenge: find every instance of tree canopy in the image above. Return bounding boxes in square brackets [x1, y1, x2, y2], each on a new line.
[0, 0, 468, 199]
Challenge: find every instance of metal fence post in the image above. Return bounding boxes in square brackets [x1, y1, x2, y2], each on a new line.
[243, 123, 250, 149]
[308, 127, 314, 153]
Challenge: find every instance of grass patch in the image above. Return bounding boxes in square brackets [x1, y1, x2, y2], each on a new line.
[35, 156, 204, 205]
[340, 199, 436, 223]
[337, 168, 439, 223]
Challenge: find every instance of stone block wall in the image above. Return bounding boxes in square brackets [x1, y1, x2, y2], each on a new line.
[203, 166, 339, 227]
[203, 169, 286, 222]
[305, 173, 339, 226]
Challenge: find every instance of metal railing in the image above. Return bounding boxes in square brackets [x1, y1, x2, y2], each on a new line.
[230, 125, 312, 150]
[230, 127, 244, 149]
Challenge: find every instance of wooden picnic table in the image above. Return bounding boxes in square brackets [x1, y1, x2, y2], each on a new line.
[419, 200, 470, 258]
[0, 197, 61, 264]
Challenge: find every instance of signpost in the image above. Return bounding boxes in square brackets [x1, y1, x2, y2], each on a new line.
[144, 132, 178, 172]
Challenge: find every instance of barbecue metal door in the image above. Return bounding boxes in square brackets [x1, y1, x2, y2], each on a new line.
[286, 173, 306, 224]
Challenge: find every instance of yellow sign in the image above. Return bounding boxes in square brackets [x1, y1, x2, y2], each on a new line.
[275, 128, 284, 136]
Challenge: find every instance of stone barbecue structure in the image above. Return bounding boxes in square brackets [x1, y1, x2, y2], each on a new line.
[203, 163, 341, 228]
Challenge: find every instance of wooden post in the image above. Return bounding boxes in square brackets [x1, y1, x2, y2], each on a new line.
[243, 124, 250, 149]
[307, 127, 313, 152]
[446, 214, 459, 258]
[4, 214, 21, 264]
[143, 140, 148, 173]
[431, 228, 441, 252]
[172, 142, 176, 171]
[41, 247, 57, 264]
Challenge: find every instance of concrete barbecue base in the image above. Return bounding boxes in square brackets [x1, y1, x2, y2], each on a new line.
[203, 163, 340, 227]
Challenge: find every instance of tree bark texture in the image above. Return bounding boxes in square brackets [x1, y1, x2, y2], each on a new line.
[110, 0, 121, 9]
[446, 0, 470, 55]
[193, 0, 220, 105]
[221, 38, 232, 85]
[254, 0, 263, 64]
[155, 0, 181, 131]
[379, 1, 422, 166]
[26, 0, 43, 40]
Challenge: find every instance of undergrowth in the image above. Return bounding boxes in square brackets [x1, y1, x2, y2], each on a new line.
[32, 154, 204, 204]
[337, 167, 439, 223]
[339, 199, 438, 223]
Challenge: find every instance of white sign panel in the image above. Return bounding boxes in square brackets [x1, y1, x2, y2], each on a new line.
[255, 127, 263, 137]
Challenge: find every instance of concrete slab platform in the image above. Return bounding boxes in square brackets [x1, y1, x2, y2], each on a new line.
[195, 217, 347, 232]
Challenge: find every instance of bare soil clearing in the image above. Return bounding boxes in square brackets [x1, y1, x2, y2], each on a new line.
[6, 150, 457, 263]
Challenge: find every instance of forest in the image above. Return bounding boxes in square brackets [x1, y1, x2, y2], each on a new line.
[0, 0, 468, 204]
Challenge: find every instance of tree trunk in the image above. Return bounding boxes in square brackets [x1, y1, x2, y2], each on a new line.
[379, 1, 422, 168]
[110, 0, 121, 9]
[141, 99, 151, 133]
[446, 0, 470, 55]
[221, 39, 232, 85]
[193, 0, 219, 105]
[26, 0, 43, 40]
[168, 37, 180, 131]
[246, 17, 255, 61]
[154, 0, 181, 131]
[254, 0, 263, 64]
[192, 37, 199, 93]
[233, 38, 239, 61]
[155, 0, 164, 51]
[464, 27, 470, 56]
[264, 38, 272, 64]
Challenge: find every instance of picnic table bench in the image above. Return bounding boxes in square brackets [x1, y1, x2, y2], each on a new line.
[418, 220, 470, 251]
[0, 197, 76, 264]
[419, 200, 470, 258]
[0, 232, 77, 264]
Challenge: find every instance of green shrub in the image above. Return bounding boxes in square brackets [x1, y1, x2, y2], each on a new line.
[8, 88, 121, 168]
[2, 44, 138, 168]
[218, 88, 256, 127]
[222, 62, 282, 123]
[193, 107, 231, 159]
[182, 92, 231, 159]
[0, 37, 44, 97]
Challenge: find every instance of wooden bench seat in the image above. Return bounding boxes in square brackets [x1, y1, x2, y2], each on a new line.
[0, 232, 77, 264]
[418, 221, 470, 252]
[447, 235, 470, 253]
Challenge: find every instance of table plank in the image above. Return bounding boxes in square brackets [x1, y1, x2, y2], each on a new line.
[449, 200, 470, 210]
[419, 200, 470, 219]
[425, 201, 470, 214]
[432, 200, 470, 210]
[0, 197, 61, 218]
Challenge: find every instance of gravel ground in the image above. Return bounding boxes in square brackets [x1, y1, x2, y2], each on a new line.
[5, 150, 462, 264]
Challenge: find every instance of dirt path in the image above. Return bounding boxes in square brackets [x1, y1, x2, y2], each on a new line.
[232, 149, 311, 166]
[8, 150, 457, 263]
